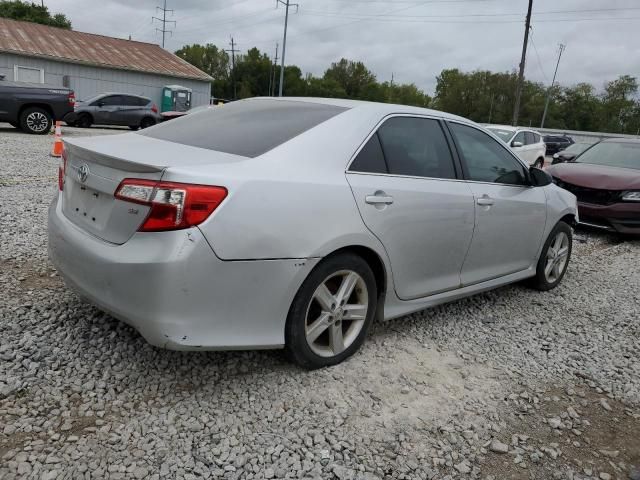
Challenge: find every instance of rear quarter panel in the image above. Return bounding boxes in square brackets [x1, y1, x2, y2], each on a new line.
[161, 107, 390, 261]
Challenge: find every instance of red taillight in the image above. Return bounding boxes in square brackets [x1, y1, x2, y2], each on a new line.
[151, 103, 158, 113]
[68, 92, 75, 106]
[58, 146, 67, 191]
[114, 179, 227, 232]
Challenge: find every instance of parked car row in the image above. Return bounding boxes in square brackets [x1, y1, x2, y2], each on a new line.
[0, 78, 164, 133]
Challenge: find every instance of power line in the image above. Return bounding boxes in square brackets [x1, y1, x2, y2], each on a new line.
[277, 0, 299, 97]
[513, 0, 533, 127]
[529, 32, 549, 84]
[152, 0, 176, 48]
[301, 6, 640, 19]
[541, 43, 566, 128]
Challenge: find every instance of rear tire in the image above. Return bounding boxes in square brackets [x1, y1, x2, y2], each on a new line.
[528, 221, 572, 291]
[19, 107, 52, 134]
[140, 117, 156, 129]
[285, 253, 377, 369]
[76, 113, 92, 128]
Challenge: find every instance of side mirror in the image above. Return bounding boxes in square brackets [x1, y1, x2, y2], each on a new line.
[511, 141, 524, 148]
[529, 166, 552, 186]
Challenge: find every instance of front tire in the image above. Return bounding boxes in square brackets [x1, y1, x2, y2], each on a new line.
[19, 107, 52, 134]
[285, 253, 377, 369]
[529, 221, 572, 291]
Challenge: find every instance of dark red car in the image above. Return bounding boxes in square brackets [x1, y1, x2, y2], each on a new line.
[547, 138, 640, 234]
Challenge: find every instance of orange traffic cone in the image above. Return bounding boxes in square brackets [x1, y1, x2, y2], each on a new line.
[50, 121, 63, 157]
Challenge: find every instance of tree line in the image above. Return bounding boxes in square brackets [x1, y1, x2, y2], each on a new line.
[177, 43, 640, 135]
[0, 1, 71, 29]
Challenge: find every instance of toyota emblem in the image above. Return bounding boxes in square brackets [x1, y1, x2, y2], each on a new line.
[77, 164, 90, 183]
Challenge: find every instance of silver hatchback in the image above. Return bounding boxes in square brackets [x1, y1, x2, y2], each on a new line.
[48, 98, 577, 369]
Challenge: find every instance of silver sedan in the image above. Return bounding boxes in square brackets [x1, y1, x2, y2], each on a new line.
[48, 98, 577, 369]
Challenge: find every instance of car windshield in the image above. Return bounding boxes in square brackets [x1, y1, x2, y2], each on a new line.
[564, 142, 592, 155]
[487, 128, 515, 142]
[575, 141, 640, 170]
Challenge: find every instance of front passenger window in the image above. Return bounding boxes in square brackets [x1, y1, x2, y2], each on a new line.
[449, 123, 528, 186]
[512, 131, 525, 146]
[377, 117, 456, 179]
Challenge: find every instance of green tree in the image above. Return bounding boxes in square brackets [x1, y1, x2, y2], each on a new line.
[175, 43, 230, 98]
[323, 59, 377, 99]
[0, 0, 71, 29]
[600, 75, 638, 133]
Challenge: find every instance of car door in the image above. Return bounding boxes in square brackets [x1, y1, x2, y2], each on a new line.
[346, 116, 475, 299]
[113, 95, 141, 125]
[447, 121, 547, 285]
[92, 95, 121, 125]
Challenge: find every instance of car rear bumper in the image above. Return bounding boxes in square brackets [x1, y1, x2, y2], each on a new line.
[577, 201, 640, 234]
[48, 194, 319, 349]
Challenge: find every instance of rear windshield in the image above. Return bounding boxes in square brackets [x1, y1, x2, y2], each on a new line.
[138, 99, 348, 158]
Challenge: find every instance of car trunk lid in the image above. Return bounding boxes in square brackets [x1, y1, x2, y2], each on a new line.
[61, 133, 243, 244]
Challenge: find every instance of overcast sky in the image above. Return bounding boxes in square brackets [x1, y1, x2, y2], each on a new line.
[45, 0, 640, 94]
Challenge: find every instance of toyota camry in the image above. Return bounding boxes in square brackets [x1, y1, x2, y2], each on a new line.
[48, 97, 578, 369]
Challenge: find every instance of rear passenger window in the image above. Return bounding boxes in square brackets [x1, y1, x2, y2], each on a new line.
[525, 132, 535, 145]
[349, 133, 388, 174]
[376, 117, 456, 179]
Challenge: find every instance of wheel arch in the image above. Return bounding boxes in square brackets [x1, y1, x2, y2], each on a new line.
[560, 213, 577, 227]
[18, 103, 54, 119]
[320, 245, 388, 321]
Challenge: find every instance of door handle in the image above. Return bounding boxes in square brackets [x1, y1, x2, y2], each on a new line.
[365, 194, 394, 205]
[476, 195, 494, 206]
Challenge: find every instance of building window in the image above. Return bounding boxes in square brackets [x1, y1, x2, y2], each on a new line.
[14, 65, 44, 83]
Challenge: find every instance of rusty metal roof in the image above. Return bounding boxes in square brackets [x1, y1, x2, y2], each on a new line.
[0, 18, 212, 82]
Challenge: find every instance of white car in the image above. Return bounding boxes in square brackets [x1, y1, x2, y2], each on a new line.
[485, 125, 547, 168]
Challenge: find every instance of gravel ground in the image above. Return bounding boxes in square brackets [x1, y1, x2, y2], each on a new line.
[1, 123, 639, 480]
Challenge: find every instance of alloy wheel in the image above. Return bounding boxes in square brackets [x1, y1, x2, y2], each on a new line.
[304, 270, 368, 358]
[544, 231, 569, 283]
[26, 112, 49, 133]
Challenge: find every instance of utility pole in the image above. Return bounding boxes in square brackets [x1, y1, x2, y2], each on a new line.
[152, 0, 175, 48]
[225, 37, 239, 100]
[269, 43, 279, 97]
[488, 94, 495, 124]
[540, 43, 565, 128]
[277, 0, 299, 97]
[512, 0, 533, 126]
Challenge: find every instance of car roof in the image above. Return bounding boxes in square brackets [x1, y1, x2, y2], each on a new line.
[485, 124, 542, 134]
[264, 96, 473, 124]
[98, 92, 150, 99]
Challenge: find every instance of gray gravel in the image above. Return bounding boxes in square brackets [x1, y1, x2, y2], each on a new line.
[1, 122, 639, 479]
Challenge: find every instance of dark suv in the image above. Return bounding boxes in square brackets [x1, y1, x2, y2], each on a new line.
[544, 135, 574, 155]
[65, 93, 161, 130]
[0, 80, 75, 134]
